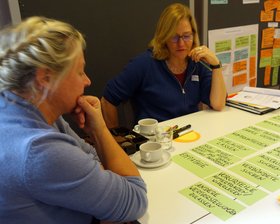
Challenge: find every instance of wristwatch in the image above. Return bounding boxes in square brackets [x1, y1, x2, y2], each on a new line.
[209, 61, 222, 70]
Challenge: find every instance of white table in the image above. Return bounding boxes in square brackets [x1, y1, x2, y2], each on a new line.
[137, 106, 280, 224]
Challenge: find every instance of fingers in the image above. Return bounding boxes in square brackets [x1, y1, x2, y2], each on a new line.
[189, 46, 207, 62]
[76, 111, 86, 128]
[78, 96, 100, 113]
[189, 46, 219, 65]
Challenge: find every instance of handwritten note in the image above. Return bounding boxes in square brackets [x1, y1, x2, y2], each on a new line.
[180, 182, 245, 221]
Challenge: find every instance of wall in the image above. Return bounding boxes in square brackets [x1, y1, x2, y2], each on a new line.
[0, 0, 11, 28]
[17, 0, 191, 130]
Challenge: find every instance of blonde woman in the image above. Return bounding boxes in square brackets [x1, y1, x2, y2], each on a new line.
[101, 3, 226, 128]
[0, 17, 147, 224]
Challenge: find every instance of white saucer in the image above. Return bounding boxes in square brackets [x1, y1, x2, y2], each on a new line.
[132, 129, 156, 141]
[130, 151, 171, 168]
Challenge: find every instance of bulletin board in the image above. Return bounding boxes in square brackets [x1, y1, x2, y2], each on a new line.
[207, 0, 279, 88]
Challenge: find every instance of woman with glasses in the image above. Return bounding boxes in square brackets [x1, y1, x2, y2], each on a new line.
[101, 3, 226, 128]
[0, 17, 147, 224]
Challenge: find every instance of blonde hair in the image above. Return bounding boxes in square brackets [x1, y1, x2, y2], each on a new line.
[149, 3, 200, 60]
[0, 16, 85, 94]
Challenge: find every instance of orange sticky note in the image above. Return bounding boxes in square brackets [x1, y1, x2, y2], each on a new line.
[249, 56, 256, 79]
[264, 66, 271, 86]
[261, 48, 273, 57]
[260, 10, 274, 22]
[262, 28, 275, 49]
[264, 0, 278, 12]
[276, 10, 280, 21]
[232, 60, 247, 73]
[273, 38, 280, 48]
[232, 73, 247, 86]
[249, 77, 257, 87]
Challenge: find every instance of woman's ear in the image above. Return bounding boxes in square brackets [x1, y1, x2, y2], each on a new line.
[34, 68, 52, 90]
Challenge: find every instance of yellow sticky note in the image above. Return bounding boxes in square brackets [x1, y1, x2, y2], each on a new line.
[174, 131, 200, 143]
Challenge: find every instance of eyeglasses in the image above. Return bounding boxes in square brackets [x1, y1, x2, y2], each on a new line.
[170, 34, 193, 43]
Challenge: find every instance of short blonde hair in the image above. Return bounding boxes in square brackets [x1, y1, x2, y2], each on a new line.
[0, 16, 85, 94]
[149, 3, 200, 60]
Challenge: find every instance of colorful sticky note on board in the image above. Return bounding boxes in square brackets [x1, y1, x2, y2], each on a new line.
[260, 10, 274, 22]
[272, 66, 279, 85]
[264, 66, 271, 85]
[262, 28, 275, 48]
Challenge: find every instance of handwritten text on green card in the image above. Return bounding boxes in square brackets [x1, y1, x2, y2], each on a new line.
[267, 146, 280, 159]
[230, 162, 280, 192]
[206, 172, 267, 205]
[172, 152, 219, 178]
[226, 126, 277, 150]
[215, 39, 231, 53]
[256, 120, 280, 133]
[180, 182, 245, 221]
[248, 154, 280, 175]
[192, 144, 240, 167]
[209, 137, 255, 158]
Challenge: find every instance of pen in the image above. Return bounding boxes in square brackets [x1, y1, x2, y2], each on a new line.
[173, 124, 191, 139]
[199, 61, 212, 71]
[173, 129, 193, 139]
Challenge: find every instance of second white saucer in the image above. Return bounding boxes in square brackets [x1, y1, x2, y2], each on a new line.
[130, 151, 171, 168]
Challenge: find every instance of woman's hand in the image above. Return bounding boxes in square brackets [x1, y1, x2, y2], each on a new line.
[189, 45, 219, 66]
[72, 95, 107, 135]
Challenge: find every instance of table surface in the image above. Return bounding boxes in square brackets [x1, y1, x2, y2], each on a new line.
[136, 106, 280, 224]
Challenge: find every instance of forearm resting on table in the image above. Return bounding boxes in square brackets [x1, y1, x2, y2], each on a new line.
[210, 68, 227, 111]
[101, 97, 119, 128]
[90, 125, 140, 177]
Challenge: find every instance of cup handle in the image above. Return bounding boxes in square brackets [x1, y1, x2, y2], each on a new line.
[143, 152, 151, 161]
[134, 125, 140, 133]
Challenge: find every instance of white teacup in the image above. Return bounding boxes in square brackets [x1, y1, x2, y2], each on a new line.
[139, 142, 163, 163]
[134, 118, 158, 136]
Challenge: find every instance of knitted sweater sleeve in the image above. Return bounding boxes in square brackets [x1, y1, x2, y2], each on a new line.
[23, 130, 147, 222]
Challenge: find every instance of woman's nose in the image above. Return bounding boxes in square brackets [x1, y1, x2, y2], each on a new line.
[84, 74, 91, 87]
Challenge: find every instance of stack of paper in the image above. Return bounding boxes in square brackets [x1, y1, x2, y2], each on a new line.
[226, 87, 280, 115]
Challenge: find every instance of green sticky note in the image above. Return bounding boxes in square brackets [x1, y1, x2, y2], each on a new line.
[226, 126, 277, 150]
[248, 154, 280, 175]
[180, 182, 245, 221]
[271, 57, 280, 67]
[209, 137, 255, 158]
[235, 36, 249, 49]
[172, 152, 220, 178]
[250, 34, 257, 56]
[237, 126, 279, 145]
[272, 67, 279, 85]
[259, 57, 271, 68]
[273, 48, 280, 59]
[270, 115, 280, 123]
[215, 39, 231, 53]
[255, 120, 280, 133]
[230, 162, 280, 192]
[206, 172, 267, 205]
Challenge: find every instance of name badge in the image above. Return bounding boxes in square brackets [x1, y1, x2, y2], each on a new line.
[191, 75, 199, 81]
